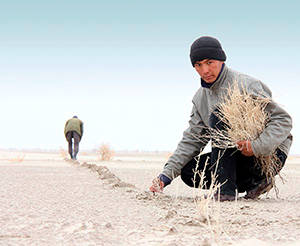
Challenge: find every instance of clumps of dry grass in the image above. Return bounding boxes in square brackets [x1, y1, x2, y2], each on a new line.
[192, 157, 220, 217]
[211, 80, 281, 186]
[192, 156, 230, 244]
[212, 81, 270, 148]
[9, 153, 25, 163]
[59, 148, 68, 160]
[165, 151, 173, 160]
[98, 144, 114, 161]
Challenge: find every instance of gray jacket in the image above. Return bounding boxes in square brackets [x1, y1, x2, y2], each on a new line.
[162, 65, 293, 180]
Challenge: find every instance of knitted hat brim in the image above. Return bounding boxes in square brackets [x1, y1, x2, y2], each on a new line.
[190, 47, 226, 66]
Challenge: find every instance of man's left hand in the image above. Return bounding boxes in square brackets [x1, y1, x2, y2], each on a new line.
[237, 140, 254, 156]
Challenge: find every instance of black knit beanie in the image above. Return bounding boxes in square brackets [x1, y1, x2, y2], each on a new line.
[190, 36, 226, 67]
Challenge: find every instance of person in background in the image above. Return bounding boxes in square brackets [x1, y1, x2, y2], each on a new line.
[149, 36, 293, 201]
[64, 116, 84, 160]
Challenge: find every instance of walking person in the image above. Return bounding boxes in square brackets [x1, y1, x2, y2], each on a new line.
[149, 36, 293, 201]
[64, 116, 84, 160]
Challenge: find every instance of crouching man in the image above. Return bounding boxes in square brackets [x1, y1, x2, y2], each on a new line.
[150, 36, 293, 201]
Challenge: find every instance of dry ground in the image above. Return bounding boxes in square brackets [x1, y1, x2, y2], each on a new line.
[0, 150, 299, 246]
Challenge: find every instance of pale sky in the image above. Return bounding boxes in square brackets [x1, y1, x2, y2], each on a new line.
[0, 0, 299, 154]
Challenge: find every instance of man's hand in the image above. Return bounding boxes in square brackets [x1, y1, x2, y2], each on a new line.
[237, 140, 254, 156]
[149, 177, 165, 193]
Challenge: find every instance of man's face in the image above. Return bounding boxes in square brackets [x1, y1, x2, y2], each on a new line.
[194, 59, 224, 83]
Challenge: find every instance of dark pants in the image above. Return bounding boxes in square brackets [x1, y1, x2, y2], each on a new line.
[181, 110, 287, 196]
[181, 148, 286, 195]
[66, 131, 81, 159]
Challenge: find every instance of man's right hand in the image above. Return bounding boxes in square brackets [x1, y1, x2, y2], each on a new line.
[149, 177, 165, 193]
[237, 140, 254, 156]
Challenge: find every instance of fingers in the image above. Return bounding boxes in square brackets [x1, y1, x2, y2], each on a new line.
[236, 140, 254, 156]
[236, 140, 246, 151]
[241, 150, 253, 156]
[149, 178, 164, 193]
[237, 140, 248, 151]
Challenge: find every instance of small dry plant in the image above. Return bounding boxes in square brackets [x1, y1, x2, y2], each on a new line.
[192, 155, 224, 243]
[98, 144, 114, 161]
[211, 80, 281, 188]
[9, 153, 25, 163]
[192, 152, 237, 244]
[165, 152, 173, 161]
[59, 148, 68, 160]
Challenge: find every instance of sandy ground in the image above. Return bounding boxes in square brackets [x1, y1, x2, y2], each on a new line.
[0, 150, 299, 246]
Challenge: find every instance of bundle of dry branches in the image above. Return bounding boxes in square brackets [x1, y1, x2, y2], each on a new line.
[211, 81, 281, 184]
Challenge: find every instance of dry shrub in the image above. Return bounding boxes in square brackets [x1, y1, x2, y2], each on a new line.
[9, 153, 25, 163]
[211, 80, 281, 187]
[212, 82, 270, 148]
[192, 156, 230, 243]
[165, 152, 173, 160]
[80, 151, 89, 156]
[98, 144, 114, 161]
[193, 157, 220, 216]
[59, 148, 68, 159]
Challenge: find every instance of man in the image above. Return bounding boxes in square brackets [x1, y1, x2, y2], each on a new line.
[64, 116, 84, 160]
[150, 36, 293, 201]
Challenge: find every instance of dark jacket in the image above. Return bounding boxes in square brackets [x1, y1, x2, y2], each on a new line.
[64, 118, 84, 137]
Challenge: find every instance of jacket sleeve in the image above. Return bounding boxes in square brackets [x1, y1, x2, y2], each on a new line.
[162, 104, 209, 180]
[249, 81, 293, 156]
[64, 120, 69, 136]
[80, 122, 84, 136]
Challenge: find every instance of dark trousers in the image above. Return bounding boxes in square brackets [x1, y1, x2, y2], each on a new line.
[181, 148, 287, 195]
[66, 131, 81, 159]
[181, 110, 287, 196]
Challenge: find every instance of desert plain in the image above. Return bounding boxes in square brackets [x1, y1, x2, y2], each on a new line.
[0, 149, 299, 246]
